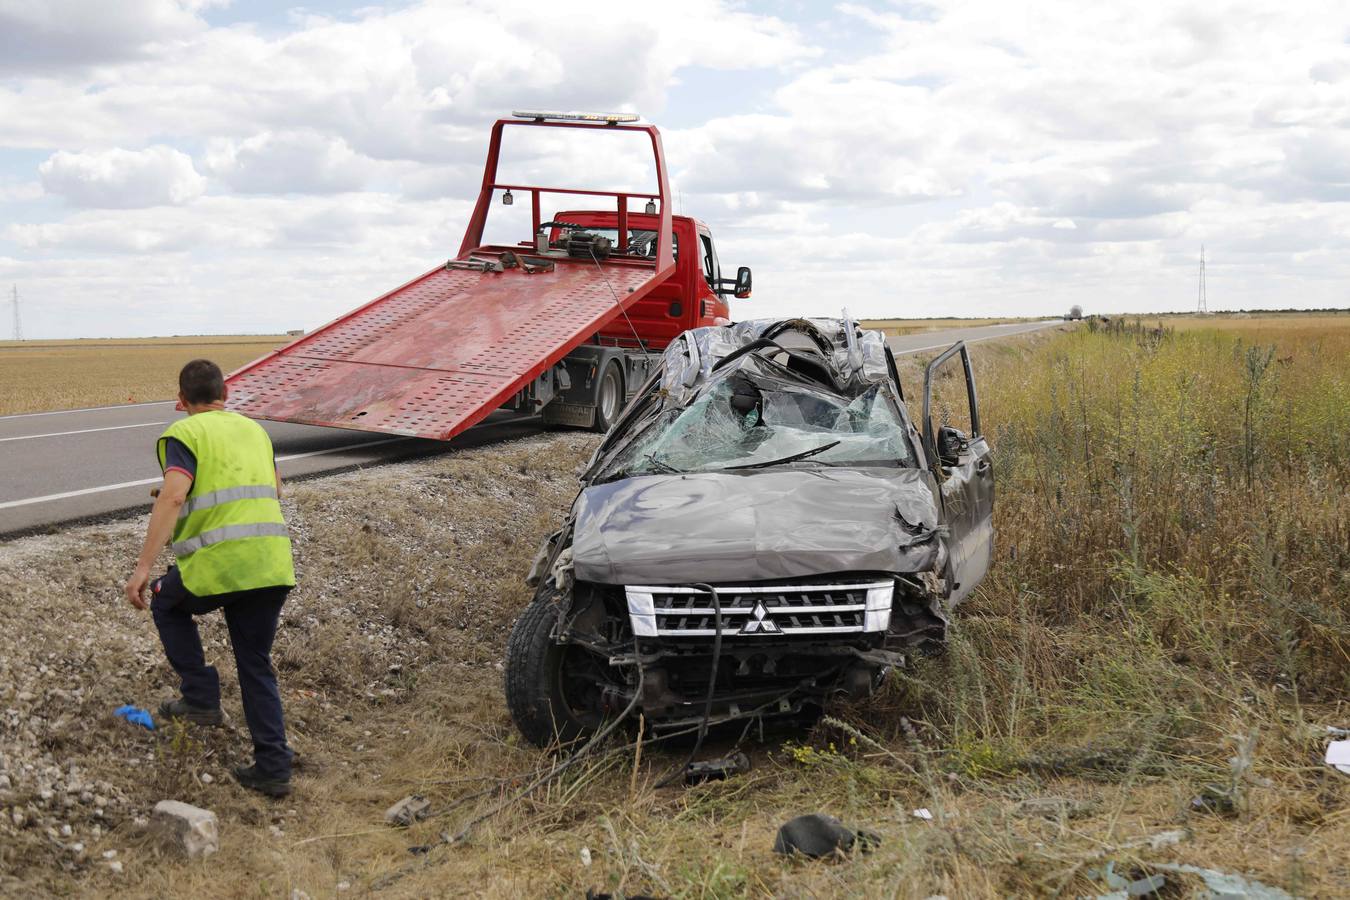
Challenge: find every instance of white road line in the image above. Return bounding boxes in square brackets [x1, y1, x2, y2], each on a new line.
[0, 400, 176, 420]
[276, 437, 408, 462]
[0, 421, 170, 443]
[0, 437, 411, 511]
[0, 477, 163, 510]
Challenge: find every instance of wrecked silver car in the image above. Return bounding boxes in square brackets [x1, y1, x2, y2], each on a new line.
[505, 318, 993, 746]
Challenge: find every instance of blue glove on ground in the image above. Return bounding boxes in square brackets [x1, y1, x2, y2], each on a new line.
[114, 704, 156, 731]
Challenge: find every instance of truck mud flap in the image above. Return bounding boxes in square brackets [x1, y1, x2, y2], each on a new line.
[541, 401, 595, 429]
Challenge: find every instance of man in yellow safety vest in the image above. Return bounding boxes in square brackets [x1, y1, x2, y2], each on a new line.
[124, 359, 297, 797]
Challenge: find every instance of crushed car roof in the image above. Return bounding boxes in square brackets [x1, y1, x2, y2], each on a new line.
[659, 317, 893, 407]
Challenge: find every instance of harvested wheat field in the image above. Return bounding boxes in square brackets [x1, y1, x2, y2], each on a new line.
[0, 336, 288, 415]
[1, 317, 1347, 897]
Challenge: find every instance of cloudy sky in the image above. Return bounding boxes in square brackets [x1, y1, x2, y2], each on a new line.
[2, 0, 1348, 338]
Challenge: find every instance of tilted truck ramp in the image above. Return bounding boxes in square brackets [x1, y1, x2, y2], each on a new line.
[224, 256, 661, 440]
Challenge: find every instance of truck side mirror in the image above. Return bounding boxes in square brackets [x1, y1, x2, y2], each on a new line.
[734, 266, 752, 299]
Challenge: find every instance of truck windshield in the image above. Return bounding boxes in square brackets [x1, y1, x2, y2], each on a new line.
[601, 379, 915, 479]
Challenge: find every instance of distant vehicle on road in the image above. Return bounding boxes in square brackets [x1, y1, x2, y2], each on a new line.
[1066, 305, 1084, 320]
[504, 317, 995, 746]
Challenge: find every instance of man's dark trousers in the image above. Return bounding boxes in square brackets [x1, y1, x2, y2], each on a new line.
[150, 566, 293, 779]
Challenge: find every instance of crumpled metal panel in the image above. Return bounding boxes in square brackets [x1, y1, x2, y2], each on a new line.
[225, 258, 656, 439]
[570, 467, 942, 585]
[660, 318, 890, 407]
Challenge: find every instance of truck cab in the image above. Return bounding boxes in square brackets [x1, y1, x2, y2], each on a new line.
[529, 211, 749, 431]
[549, 211, 734, 345]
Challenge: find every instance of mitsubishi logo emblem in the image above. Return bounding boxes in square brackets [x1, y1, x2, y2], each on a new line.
[739, 601, 780, 635]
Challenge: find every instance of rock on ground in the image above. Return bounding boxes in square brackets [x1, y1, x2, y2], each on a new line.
[150, 800, 218, 859]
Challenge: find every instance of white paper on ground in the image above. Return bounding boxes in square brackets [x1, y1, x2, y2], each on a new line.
[1325, 739, 1350, 775]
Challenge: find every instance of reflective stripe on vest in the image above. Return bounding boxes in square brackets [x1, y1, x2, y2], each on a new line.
[178, 484, 279, 520]
[173, 522, 291, 557]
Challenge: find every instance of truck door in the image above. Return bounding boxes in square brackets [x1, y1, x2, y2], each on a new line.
[922, 342, 994, 607]
[695, 226, 730, 325]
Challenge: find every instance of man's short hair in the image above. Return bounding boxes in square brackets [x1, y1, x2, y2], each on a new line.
[179, 359, 226, 405]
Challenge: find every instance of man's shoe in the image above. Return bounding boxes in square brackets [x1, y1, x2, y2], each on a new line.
[232, 764, 292, 798]
[158, 697, 224, 727]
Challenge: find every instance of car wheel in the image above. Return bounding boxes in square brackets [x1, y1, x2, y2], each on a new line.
[504, 597, 609, 748]
[591, 361, 624, 433]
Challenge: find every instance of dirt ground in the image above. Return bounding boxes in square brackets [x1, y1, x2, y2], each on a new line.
[0, 432, 595, 896]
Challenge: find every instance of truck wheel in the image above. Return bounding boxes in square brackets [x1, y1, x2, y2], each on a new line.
[504, 597, 608, 748]
[591, 361, 624, 433]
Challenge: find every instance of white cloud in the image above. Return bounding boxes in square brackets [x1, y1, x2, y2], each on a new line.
[0, 0, 219, 73]
[38, 145, 205, 208]
[204, 131, 380, 195]
[0, 0, 813, 155]
[3, 0, 1350, 338]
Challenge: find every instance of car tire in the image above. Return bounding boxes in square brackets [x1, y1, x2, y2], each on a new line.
[504, 597, 602, 748]
[591, 360, 624, 433]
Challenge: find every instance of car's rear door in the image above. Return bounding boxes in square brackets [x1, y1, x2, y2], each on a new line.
[922, 342, 994, 606]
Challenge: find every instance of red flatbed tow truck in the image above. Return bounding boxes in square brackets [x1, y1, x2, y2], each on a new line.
[223, 111, 752, 438]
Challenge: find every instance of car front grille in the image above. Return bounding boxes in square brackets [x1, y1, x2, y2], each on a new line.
[625, 581, 894, 638]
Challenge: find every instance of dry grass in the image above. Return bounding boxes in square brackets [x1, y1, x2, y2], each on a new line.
[1, 315, 1347, 897]
[1122, 310, 1350, 339]
[0, 336, 288, 415]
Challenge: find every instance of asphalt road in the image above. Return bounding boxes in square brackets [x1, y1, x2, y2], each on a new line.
[0, 319, 1063, 537]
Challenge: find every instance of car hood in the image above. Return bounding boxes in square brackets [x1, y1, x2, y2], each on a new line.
[571, 467, 942, 585]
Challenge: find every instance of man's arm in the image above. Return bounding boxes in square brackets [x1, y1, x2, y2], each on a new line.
[124, 469, 193, 610]
[275, 465, 282, 500]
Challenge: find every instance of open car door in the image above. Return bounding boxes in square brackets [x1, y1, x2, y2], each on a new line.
[923, 342, 994, 606]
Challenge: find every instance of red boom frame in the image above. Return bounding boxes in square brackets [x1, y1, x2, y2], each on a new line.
[457, 118, 674, 272]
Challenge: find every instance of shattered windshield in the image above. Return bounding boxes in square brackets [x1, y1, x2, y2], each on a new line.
[601, 377, 915, 480]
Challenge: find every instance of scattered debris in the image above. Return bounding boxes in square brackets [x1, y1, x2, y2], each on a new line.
[1189, 783, 1238, 818]
[772, 813, 879, 859]
[1087, 861, 1166, 897]
[383, 795, 431, 827]
[684, 752, 751, 785]
[1146, 829, 1186, 850]
[112, 705, 155, 731]
[911, 808, 933, 821]
[150, 800, 218, 859]
[1150, 863, 1293, 899]
[580, 846, 592, 867]
[1324, 739, 1350, 776]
